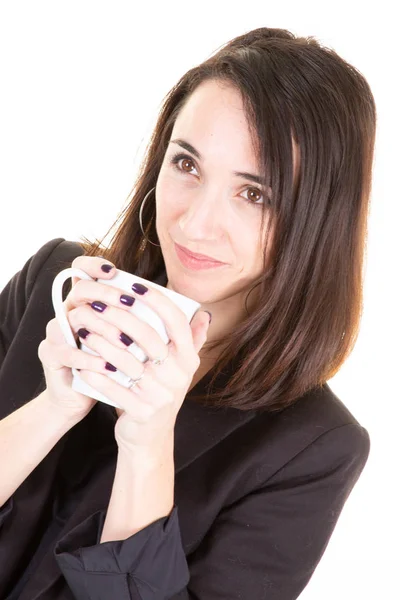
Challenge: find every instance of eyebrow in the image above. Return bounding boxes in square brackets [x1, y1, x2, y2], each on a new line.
[169, 138, 266, 186]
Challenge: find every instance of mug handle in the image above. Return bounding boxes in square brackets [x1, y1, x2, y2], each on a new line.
[51, 267, 94, 352]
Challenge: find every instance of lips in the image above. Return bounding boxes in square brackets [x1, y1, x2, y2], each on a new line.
[175, 243, 226, 264]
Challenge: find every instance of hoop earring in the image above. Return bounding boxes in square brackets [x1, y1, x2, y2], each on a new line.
[139, 186, 161, 247]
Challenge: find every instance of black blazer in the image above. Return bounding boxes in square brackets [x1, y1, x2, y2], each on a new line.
[0, 237, 370, 600]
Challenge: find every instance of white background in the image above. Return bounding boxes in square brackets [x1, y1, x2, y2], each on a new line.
[0, 2, 398, 598]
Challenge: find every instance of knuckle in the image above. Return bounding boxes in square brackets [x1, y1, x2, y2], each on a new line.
[45, 318, 66, 345]
[82, 351, 103, 373]
[46, 318, 58, 337]
[70, 257, 82, 269]
[100, 284, 118, 306]
[38, 339, 63, 370]
[57, 344, 83, 370]
[37, 339, 48, 361]
[70, 256, 94, 272]
[67, 346, 94, 371]
[67, 304, 85, 327]
[193, 354, 201, 369]
[94, 317, 109, 337]
[142, 322, 160, 345]
[59, 344, 75, 368]
[71, 255, 115, 276]
[72, 278, 90, 296]
[64, 279, 92, 309]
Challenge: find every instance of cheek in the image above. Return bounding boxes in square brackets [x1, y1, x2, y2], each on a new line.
[241, 228, 266, 277]
[234, 229, 259, 267]
[156, 176, 187, 219]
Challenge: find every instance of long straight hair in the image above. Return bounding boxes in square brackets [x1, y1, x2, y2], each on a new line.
[79, 27, 376, 412]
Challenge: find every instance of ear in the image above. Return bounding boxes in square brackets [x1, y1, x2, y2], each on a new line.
[191, 311, 211, 354]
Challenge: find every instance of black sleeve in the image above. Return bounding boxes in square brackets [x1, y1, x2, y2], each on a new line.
[53, 423, 370, 600]
[0, 237, 67, 369]
[0, 498, 13, 532]
[54, 504, 190, 599]
[0, 237, 69, 529]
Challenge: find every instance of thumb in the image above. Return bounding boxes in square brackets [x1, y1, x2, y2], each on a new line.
[191, 310, 212, 354]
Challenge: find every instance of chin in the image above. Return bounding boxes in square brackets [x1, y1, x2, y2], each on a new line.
[166, 274, 217, 304]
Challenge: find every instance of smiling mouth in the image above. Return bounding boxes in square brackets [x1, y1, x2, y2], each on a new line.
[174, 243, 226, 264]
[174, 243, 228, 271]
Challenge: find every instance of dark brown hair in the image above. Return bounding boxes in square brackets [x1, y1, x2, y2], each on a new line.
[78, 27, 376, 412]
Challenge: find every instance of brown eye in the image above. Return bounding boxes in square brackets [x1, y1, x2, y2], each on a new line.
[170, 153, 198, 176]
[246, 188, 263, 204]
[180, 158, 194, 173]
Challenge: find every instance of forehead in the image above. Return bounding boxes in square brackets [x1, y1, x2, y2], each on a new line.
[172, 80, 258, 161]
[172, 79, 300, 189]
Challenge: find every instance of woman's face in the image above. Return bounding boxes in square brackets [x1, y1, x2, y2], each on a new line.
[155, 79, 296, 306]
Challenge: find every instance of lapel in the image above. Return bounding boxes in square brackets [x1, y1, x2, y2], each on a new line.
[19, 261, 259, 599]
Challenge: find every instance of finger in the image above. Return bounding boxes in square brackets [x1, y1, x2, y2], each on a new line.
[78, 369, 158, 422]
[129, 283, 195, 359]
[68, 303, 168, 361]
[76, 328, 185, 389]
[45, 317, 72, 346]
[38, 336, 122, 376]
[70, 255, 116, 288]
[191, 310, 211, 354]
[64, 278, 135, 313]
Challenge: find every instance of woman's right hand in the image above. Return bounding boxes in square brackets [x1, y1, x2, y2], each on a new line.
[37, 255, 117, 422]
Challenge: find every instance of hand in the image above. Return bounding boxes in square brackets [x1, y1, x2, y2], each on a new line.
[69, 274, 211, 456]
[38, 255, 119, 422]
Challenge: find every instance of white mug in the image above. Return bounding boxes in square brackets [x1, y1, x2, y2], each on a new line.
[51, 267, 201, 409]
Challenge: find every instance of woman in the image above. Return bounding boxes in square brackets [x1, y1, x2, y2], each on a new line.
[0, 26, 375, 599]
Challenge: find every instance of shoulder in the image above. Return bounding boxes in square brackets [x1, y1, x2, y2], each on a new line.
[20, 238, 85, 302]
[242, 383, 370, 486]
[0, 237, 85, 354]
[29, 237, 85, 281]
[1, 237, 83, 327]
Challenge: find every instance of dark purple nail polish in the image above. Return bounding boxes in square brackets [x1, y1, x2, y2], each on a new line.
[131, 283, 148, 295]
[105, 362, 117, 372]
[77, 327, 90, 339]
[101, 264, 114, 273]
[120, 332, 134, 346]
[91, 300, 107, 312]
[120, 294, 135, 306]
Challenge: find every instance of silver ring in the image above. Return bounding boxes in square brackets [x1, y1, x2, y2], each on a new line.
[126, 346, 169, 388]
[126, 369, 145, 389]
[151, 354, 168, 366]
[149, 342, 170, 367]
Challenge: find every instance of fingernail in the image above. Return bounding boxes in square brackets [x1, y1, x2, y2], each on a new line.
[120, 332, 134, 346]
[105, 362, 117, 372]
[120, 294, 135, 306]
[101, 264, 114, 273]
[204, 310, 212, 324]
[77, 327, 90, 339]
[131, 283, 148, 295]
[91, 300, 107, 312]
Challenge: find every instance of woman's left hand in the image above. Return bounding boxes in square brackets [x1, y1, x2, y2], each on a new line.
[72, 278, 211, 456]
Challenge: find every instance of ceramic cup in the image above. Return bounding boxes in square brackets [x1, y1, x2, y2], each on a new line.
[51, 267, 201, 409]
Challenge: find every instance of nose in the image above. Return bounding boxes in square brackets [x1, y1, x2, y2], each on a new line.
[178, 187, 226, 240]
